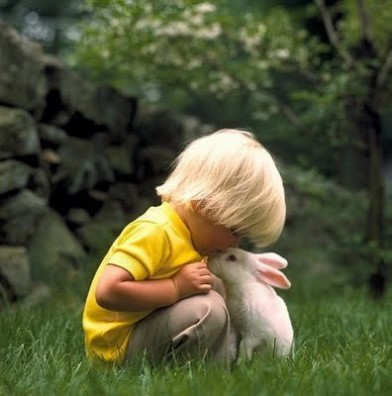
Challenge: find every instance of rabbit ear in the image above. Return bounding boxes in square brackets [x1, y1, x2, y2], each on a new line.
[256, 252, 288, 269]
[255, 263, 291, 289]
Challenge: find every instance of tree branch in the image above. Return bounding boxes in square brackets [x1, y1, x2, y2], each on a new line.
[314, 0, 355, 67]
[274, 98, 304, 128]
[377, 50, 392, 87]
[357, 0, 373, 44]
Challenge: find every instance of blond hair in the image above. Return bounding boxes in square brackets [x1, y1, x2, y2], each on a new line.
[156, 129, 286, 247]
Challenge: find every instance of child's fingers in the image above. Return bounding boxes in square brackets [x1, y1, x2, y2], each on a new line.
[198, 283, 212, 293]
[198, 267, 211, 276]
[199, 273, 212, 282]
[196, 261, 208, 269]
[198, 272, 212, 287]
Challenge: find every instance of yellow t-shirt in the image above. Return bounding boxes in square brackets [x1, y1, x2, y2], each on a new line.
[82, 202, 202, 363]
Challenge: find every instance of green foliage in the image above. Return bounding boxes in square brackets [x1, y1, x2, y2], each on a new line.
[0, 0, 84, 54]
[68, 1, 392, 291]
[276, 165, 369, 287]
[72, 0, 317, 108]
[338, 0, 392, 56]
[284, 167, 392, 291]
[71, 0, 392, 177]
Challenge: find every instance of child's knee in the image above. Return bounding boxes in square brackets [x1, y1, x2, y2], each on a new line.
[170, 290, 229, 340]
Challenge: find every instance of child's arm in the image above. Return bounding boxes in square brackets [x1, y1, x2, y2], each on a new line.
[95, 261, 212, 312]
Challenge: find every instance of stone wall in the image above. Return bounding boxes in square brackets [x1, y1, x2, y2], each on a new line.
[0, 20, 212, 307]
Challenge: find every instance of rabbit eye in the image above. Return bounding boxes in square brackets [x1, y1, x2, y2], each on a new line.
[227, 254, 237, 262]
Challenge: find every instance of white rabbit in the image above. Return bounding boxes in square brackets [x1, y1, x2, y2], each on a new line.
[208, 247, 294, 362]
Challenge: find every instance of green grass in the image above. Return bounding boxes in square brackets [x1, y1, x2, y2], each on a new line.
[0, 280, 391, 396]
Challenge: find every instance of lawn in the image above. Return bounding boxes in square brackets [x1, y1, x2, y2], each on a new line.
[0, 276, 391, 396]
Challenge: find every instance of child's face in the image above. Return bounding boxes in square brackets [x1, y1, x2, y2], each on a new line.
[186, 209, 241, 256]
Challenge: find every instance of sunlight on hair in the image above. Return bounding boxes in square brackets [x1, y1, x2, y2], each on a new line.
[156, 129, 286, 246]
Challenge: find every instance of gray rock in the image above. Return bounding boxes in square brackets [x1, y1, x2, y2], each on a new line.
[37, 123, 67, 146]
[0, 20, 137, 134]
[94, 200, 127, 230]
[105, 145, 135, 175]
[66, 208, 91, 227]
[53, 136, 114, 193]
[138, 145, 176, 176]
[0, 20, 49, 115]
[27, 208, 87, 278]
[0, 106, 41, 159]
[134, 104, 183, 147]
[0, 160, 31, 195]
[29, 168, 51, 201]
[0, 246, 32, 302]
[76, 200, 127, 252]
[21, 282, 51, 308]
[0, 189, 47, 245]
[45, 61, 137, 135]
[76, 222, 117, 253]
[108, 182, 140, 212]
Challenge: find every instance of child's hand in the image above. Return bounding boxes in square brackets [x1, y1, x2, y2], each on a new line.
[172, 260, 212, 299]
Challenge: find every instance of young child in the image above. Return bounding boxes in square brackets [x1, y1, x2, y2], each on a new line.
[82, 129, 286, 365]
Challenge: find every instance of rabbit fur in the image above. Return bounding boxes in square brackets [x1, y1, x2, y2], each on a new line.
[208, 247, 294, 362]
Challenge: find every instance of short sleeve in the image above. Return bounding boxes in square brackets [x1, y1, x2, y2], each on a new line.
[108, 222, 171, 280]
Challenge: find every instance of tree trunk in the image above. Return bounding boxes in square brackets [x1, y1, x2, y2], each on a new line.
[364, 102, 386, 299]
[354, 18, 388, 297]
[316, 0, 388, 297]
